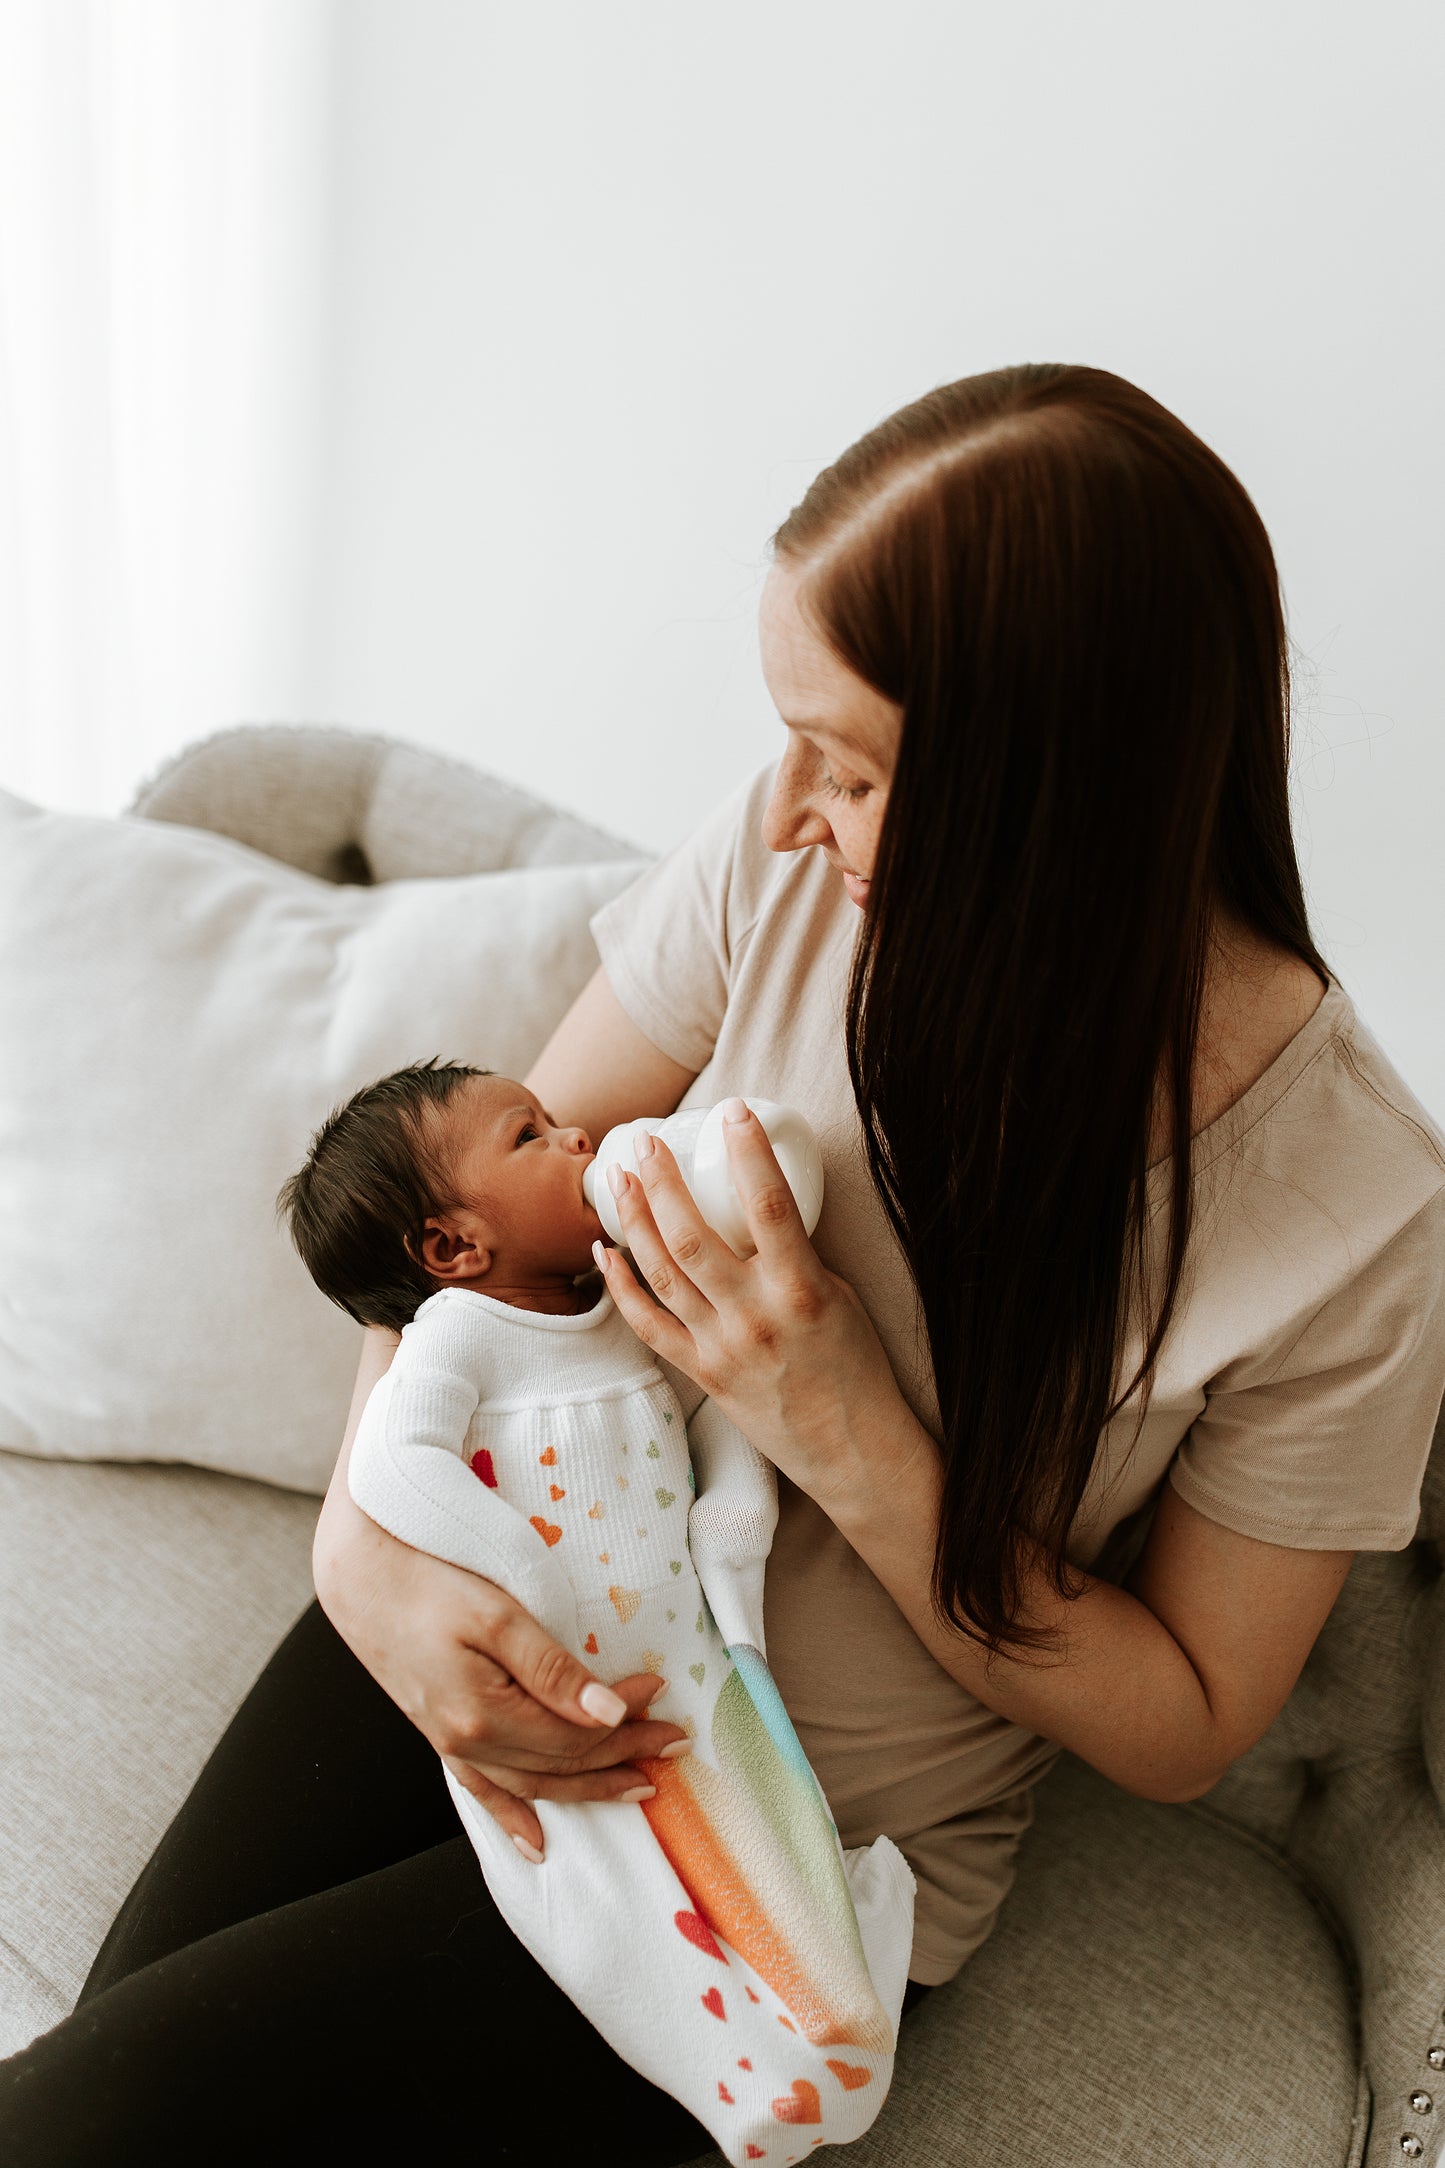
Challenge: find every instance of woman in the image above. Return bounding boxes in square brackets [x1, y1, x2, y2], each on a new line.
[6, 363, 1444, 2163]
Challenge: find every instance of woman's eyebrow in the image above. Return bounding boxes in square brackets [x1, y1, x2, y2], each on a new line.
[785, 715, 871, 759]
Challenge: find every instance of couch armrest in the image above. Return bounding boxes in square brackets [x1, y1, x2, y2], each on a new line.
[128, 724, 643, 882]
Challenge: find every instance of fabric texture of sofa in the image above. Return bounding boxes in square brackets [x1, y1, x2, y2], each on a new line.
[3, 721, 1443, 2168]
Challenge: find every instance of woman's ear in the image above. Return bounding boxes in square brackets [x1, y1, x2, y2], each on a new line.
[415, 1214, 493, 1285]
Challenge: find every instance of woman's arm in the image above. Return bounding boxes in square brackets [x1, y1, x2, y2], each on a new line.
[594, 1103, 1356, 1806]
[822, 1409, 1354, 1802]
[527, 963, 696, 1138]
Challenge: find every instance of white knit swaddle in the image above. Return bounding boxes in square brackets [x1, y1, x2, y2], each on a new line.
[349, 1285, 915, 2164]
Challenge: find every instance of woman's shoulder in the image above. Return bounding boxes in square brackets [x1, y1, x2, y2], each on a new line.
[589, 759, 847, 1054]
[677, 757, 835, 934]
[1155, 925, 1444, 1200]
[1171, 962, 1445, 1330]
[1205, 969, 1441, 1183]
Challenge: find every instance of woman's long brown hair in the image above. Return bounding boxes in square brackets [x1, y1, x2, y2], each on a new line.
[773, 364, 1329, 1657]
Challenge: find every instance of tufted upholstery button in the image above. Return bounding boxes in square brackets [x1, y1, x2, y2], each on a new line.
[1412, 2092, 1434, 2114]
[1401, 2138, 1424, 2159]
[1430, 2048, 1445, 2070]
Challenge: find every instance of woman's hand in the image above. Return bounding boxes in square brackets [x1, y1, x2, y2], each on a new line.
[314, 1367, 693, 1860]
[593, 1097, 933, 1513]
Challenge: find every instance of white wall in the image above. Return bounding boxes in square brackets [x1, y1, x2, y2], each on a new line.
[306, 0, 1445, 1110]
[6, 1, 1443, 1112]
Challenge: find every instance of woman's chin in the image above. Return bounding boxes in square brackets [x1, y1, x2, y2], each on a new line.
[842, 869, 871, 908]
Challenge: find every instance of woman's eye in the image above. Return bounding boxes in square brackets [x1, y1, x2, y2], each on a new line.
[821, 768, 869, 803]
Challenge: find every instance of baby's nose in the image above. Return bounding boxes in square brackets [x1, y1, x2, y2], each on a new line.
[563, 1125, 592, 1155]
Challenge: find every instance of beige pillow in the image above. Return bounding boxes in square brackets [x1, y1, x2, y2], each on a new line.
[0, 790, 646, 1493]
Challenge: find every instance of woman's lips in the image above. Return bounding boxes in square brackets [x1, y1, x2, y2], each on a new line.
[822, 848, 871, 908]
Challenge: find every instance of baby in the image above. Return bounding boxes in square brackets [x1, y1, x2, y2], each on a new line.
[280, 1060, 914, 2166]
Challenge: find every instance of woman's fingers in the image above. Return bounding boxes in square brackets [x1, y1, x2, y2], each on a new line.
[443, 1757, 656, 1860]
[480, 1578, 689, 1743]
[609, 1135, 723, 1320]
[718, 1098, 822, 1283]
[443, 1691, 694, 1861]
[444, 1667, 691, 1777]
[442, 1757, 549, 1856]
[481, 1584, 633, 1728]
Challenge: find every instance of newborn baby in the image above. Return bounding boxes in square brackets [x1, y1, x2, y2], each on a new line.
[281, 1061, 914, 2165]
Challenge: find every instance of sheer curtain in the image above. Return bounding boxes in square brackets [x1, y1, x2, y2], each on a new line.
[0, 0, 338, 815]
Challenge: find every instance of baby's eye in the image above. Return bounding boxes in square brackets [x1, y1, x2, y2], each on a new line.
[516, 1123, 539, 1146]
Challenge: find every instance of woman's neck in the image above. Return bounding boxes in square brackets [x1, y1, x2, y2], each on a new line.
[1147, 912, 1327, 1166]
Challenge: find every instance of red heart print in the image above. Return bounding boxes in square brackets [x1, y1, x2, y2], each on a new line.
[737, 2059, 753, 2071]
[745, 2151, 765, 2161]
[717, 2083, 734, 2104]
[583, 1632, 598, 1655]
[744, 1987, 760, 2003]
[539, 1446, 557, 1466]
[825, 2060, 872, 2091]
[673, 1910, 726, 1962]
[771, 2080, 821, 2125]
[529, 1516, 563, 1547]
[470, 1449, 497, 1487]
[701, 1987, 725, 2020]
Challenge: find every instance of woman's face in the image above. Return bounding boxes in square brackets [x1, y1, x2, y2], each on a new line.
[757, 562, 902, 911]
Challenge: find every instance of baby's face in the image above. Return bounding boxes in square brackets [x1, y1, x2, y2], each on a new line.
[429, 1073, 603, 1284]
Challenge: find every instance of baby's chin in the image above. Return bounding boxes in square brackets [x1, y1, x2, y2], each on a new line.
[550, 1195, 606, 1276]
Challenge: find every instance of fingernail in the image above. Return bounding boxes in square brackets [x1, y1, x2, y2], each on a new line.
[634, 1128, 654, 1161]
[651, 1677, 670, 1693]
[512, 1833, 545, 1864]
[619, 1784, 657, 1803]
[592, 1238, 608, 1273]
[722, 1097, 749, 1124]
[579, 1680, 628, 1724]
[607, 1163, 627, 1199]
[658, 1738, 693, 1758]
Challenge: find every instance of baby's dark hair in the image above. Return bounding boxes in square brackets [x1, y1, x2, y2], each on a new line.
[278, 1059, 490, 1332]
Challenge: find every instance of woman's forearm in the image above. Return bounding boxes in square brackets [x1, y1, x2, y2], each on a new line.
[826, 1410, 1226, 1804]
[313, 1326, 403, 1610]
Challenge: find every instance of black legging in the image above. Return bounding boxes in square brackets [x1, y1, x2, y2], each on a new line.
[0, 1600, 932, 2165]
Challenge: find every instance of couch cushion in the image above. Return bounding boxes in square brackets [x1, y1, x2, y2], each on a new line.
[131, 722, 643, 884]
[0, 786, 645, 1491]
[683, 1755, 1364, 2168]
[0, 1451, 316, 2054]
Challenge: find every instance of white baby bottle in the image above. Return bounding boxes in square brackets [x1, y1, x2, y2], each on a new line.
[582, 1099, 824, 1259]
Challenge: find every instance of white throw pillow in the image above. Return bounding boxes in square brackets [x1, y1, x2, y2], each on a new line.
[0, 790, 647, 1493]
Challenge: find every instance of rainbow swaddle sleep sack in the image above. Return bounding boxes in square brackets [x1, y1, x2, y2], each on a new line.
[349, 1283, 917, 2165]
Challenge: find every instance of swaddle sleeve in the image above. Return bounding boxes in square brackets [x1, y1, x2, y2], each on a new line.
[347, 1292, 578, 1646]
[685, 1396, 778, 1654]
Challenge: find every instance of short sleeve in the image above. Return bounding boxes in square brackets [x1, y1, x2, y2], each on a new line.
[589, 762, 776, 1072]
[1169, 1185, 1445, 1550]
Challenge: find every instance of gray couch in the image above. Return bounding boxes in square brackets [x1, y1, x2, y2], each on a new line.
[4, 722, 1443, 2167]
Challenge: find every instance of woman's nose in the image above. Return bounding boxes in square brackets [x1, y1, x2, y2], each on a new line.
[761, 751, 832, 854]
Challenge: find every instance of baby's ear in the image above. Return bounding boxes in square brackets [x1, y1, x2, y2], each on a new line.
[416, 1215, 492, 1284]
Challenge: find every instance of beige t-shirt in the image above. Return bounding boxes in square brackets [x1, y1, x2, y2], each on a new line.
[590, 762, 1445, 1984]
